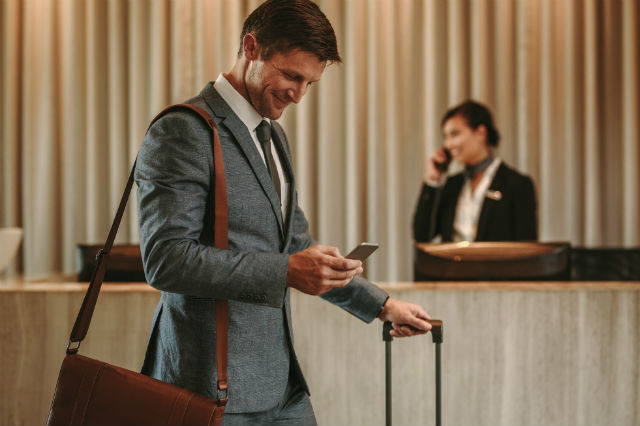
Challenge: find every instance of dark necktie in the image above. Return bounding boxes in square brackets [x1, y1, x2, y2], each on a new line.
[256, 120, 281, 200]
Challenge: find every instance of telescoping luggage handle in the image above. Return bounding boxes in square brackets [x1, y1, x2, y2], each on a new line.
[383, 319, 443, 426]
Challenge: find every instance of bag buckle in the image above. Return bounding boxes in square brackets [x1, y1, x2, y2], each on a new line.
[216, 386, 228, 406]
[95, 249, 109, 261]
[66, 340, 81, 354]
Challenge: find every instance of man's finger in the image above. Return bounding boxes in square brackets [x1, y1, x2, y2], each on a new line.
[333, 269, 360, 280]
[324, 277, 351, 289]
[411, 306, 432, 321]
[392, 324, 428, 338]
[391, 324, 411, 337]
[321, 264, 361, 281]
[325, 255, 362, 271]
[314, 245, 340, 257]
[399, 319, 432, 333]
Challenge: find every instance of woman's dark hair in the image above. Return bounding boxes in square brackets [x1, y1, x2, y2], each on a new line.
[238, 0, 342, 63]
[441, 100, 500, 147]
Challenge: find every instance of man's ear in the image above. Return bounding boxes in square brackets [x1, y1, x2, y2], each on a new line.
[243, 34, 260, 61]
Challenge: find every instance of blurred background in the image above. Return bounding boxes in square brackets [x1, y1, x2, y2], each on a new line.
[1, 0, 638, 281]
[1, 2, 639, 426]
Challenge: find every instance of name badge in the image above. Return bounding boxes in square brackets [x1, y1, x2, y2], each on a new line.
[486, 190, 502, 201]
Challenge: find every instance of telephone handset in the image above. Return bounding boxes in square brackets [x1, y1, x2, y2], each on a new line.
[434, 148, 452, 173]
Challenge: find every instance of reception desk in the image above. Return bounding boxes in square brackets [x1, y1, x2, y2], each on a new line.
[1, 278, 638, 425]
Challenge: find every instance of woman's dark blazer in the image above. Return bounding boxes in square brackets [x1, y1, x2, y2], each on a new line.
[413, 162, 538, 242]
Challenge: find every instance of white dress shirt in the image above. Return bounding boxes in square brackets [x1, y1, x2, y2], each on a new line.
[453, 157, 502, 242]
[214, 74, 290, 222]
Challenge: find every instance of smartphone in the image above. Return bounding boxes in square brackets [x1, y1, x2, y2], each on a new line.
[435, 148, 452, 173]
[345, 242, 379, 261]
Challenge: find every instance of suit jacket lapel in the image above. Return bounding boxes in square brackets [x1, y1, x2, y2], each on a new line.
[476, 164, 505, 241]
[201, 83, 285, 239]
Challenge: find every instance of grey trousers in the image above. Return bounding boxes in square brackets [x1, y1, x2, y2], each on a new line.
[220, 372, 317, 426]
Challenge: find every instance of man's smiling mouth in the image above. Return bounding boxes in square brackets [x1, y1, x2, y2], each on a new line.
[273, 93, 288, 108]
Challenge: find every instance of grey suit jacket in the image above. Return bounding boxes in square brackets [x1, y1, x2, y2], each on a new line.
[135, 82, 388, 413]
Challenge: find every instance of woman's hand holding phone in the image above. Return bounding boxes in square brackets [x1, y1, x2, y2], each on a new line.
[424, 148, 451, 184]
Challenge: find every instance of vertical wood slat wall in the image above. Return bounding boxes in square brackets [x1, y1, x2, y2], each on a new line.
[1, 0, 638, 280]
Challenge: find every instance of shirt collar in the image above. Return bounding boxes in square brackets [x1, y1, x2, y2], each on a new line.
[214, 73, 269, 131]
[464, 154, 494, 179]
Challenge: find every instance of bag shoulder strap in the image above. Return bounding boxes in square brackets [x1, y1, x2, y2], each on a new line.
[66, 103, 229, 401]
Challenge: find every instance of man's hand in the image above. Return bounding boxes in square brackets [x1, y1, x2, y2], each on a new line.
[287, 245, 363, 295]
[378, 298, 432, 337]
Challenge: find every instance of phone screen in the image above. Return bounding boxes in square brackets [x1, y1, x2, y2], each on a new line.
[345, 242, 379, 261]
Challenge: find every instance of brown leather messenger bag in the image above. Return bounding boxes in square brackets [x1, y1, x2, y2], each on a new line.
[47, 104, 230, 426]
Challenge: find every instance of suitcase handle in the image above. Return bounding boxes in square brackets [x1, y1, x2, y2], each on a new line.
[383, 319, 443, 426]
[384, 319, 443, 343]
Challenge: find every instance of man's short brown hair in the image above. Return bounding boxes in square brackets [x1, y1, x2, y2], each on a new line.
[238, 0, 342, 63]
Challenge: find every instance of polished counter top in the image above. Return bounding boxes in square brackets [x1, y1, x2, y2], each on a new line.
[381, 280, 640, 291]
[2, 275, 639, 292]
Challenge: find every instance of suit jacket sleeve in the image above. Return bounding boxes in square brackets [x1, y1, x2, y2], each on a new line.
[277, 128, 388, 324]
[135, 112, 288, 307]
[513, 174, 538, 240]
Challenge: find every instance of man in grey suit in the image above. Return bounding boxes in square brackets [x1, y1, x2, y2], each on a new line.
[135, 1, 432, 424]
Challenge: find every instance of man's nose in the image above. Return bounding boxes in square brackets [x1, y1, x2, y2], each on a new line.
[287, 83, 307, 104]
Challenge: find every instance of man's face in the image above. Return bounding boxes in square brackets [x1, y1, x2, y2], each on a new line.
[244, 48, 327, 119]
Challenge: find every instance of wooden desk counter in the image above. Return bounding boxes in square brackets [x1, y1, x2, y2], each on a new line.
[1, 278, 638, 425]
